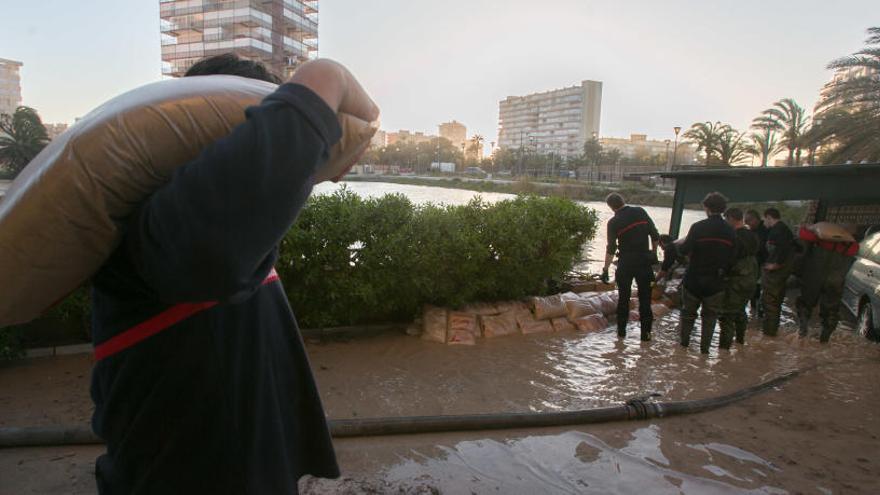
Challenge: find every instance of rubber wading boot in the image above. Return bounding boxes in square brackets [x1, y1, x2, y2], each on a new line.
[640, 320, 652, 341]
[618, 326, 626, 339]
[797, 308, 810, 338]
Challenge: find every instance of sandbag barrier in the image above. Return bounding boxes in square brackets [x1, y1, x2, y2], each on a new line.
[419, 277, 683, 345]
[0, 367, 805, 448]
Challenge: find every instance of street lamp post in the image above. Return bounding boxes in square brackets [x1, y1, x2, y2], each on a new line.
[671, 126, 681, 173]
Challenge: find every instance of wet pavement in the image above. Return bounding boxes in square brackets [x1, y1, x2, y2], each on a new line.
[2, 300, 879, 494]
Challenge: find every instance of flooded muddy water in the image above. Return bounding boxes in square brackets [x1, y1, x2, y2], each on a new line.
[302, 303, 880, 494]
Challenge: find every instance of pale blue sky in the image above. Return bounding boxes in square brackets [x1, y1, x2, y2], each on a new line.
[1, 0, 874, 146]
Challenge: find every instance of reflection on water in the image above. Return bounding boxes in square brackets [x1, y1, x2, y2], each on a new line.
[377, 427, 787, 495]
[303, 181, 880, 493]
[313, 181, 706, 272]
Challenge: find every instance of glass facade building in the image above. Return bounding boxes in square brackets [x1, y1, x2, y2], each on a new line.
[160, 0, 318, 79]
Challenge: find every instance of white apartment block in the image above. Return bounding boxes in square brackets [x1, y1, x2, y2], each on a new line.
[0, 58, 23, 117]
[498, 80, 602, 157]
[160, 0, 318, 79]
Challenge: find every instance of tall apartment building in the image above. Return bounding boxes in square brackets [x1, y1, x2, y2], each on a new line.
[498, 80, 602, 157]
[0, 58, 23, 117]
[438, 120, 467, 151]
[160, 0, 318, 79]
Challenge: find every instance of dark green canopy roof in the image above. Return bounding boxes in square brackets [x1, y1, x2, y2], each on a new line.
[657, 163, 880, 237]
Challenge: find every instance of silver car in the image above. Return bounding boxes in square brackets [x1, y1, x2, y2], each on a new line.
[843, 232, 880, 340]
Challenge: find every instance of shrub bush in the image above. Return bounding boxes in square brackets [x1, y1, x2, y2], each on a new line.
[3, 188, 598, 345]
[279, 188, 599, 327]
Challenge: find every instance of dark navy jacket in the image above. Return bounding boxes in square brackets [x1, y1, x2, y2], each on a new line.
[678, 214, 737, 297]
[766, 221, 795, 265]
[606, 205, 660, 265]
[90, 84, 340, 494]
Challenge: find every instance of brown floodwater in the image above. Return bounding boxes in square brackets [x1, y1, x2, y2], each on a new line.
[302, 301, 880, 494]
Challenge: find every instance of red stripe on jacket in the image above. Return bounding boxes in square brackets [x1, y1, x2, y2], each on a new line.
[94, 269, 280, 361]
[616, 220, 648, 238]
[696, 237, 734, 247]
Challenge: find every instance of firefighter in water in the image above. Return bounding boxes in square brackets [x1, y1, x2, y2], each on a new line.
[796, 224, 860, 342]
[718, 208, 760, 348]
[676, 192, 737, 354]
[601, 192, 660, 341]
[761, 208, 796, 336]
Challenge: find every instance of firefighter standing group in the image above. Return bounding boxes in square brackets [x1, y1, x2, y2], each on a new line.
[603, 192, 860, 353]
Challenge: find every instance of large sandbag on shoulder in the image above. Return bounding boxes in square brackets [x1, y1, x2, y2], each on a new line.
[0, 75, 377, 327]
[811, 222, 856, 243]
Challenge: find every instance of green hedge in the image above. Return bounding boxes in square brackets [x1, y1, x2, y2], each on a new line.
[278, 188, 598, 327]
[0, 189, 598, 357]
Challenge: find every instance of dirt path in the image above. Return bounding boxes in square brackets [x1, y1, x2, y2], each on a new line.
[1, 313, 878, 494]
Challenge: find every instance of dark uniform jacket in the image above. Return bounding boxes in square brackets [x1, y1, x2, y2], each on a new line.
[677, 214, 737, 297]
[606, 205, 660, 265]
[90, 84, 340, 494]
[766, 221, 795, 265]
[753, 222, 769, 266]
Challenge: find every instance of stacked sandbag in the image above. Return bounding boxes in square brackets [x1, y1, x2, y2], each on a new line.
[0, 75, 378, 327]
[564, 297, 601, 321]
[480, 312, 520, 338]
[516, 312, 554, 335]
[572, 314, 609, 332]
[421, 306, 449, 343]
[551, 318, 576, 332]
[447, 311, 479, 345]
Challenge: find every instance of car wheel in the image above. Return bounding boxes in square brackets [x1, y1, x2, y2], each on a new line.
[857, 302, 878, 341]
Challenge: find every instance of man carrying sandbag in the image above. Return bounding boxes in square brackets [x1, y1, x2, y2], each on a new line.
[676, 192, 737, 354]
[761, 207, 796, 336]
[90, 58, 379, 493]
[718, 208, 759, 348]
[795, 223, 859, 342]
[601, 192, 660, 341]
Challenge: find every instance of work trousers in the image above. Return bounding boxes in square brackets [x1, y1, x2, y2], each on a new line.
[761, 260, 794, 336]
[616, 257, 654, 339]
[680, 288, 724, 353]
[796, 249, 851, 342]
[719, 258, 758, 348]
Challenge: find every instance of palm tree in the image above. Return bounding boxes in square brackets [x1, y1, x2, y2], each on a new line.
[759, 98, 808, 166]
[715, 125, 751, 166]
[748, 130, 781, 167]
[749, 114, 783, 167]
[0, 106, 49, 176]
[467, 134, 484, 161]
[813, 26, 880, 163]
[683, 121, 725, 165]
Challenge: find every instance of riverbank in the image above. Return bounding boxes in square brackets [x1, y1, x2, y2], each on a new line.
[343, 174, 677, 208]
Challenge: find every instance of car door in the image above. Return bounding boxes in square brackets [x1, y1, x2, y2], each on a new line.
[844, 235, 879, 314]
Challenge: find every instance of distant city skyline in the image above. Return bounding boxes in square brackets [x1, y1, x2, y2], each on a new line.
[1, 0, 874, 155]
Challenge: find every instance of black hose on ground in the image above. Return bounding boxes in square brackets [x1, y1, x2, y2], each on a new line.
[0, 368, 805, 448]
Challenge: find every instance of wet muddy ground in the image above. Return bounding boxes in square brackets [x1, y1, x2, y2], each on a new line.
[1, 299, 879, 494]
